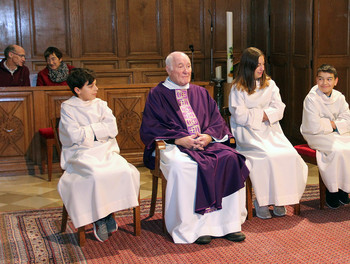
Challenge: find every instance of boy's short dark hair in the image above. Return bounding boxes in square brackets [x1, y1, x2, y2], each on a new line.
[67, 68, 96, 96]
[317, 64, 338, 78]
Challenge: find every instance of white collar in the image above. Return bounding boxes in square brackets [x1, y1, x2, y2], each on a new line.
[163, 77, 190, 90]
[4, 60, 17, 75]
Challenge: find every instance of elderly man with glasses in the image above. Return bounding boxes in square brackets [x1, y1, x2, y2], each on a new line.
[0, 44, 30, 87]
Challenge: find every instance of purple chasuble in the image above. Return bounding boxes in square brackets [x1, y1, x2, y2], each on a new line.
[140, 82, 249, 214]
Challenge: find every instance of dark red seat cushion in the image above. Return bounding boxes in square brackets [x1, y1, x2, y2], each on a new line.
[294, 144, 316, 158]
[39, 127, 54, 139]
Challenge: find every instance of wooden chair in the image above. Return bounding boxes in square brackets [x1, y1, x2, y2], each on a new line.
[294, 144, 326, 209]
[39, 126, 58, 181]
[222, 106, 300, 218]
[52, 118, 141, 246]
[149, 140, 167, 233]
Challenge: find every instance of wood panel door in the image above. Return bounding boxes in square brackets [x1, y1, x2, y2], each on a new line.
[269, 0, 312, 143]
[313, 0, 350, 100]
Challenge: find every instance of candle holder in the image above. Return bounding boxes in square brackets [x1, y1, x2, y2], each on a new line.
[211, 78, 226, 114]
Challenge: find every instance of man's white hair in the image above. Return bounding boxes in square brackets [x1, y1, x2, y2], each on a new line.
[165, 51, 189, 71]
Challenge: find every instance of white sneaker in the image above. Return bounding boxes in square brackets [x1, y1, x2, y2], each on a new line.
[254, 199, 272, 219]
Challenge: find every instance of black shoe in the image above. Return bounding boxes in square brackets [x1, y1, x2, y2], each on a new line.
[195, 235, 212, 245]
[326, 189, 340, 209]
[224, 232, 246, 242]
[339, 189, 350, 205]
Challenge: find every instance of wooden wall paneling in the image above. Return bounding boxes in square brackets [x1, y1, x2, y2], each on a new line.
[269, 0, 291, 136]
[0, 1, 18, 54]
[0, 91, 34, 171]
[313, 0, 350, 100]
[30, 0, 70, 59]
[126, 0, 161, 57]
[170, 0, 204, 53]
[212, 0, 249, 79]
[105, 87, 150, 165]
[289, 0, 312, 143]
[250, 0, 269, 54]
[96, 71, 133, 84]
[141, 70, 168, 83]
[79, 0, 117, 56]
[68, 0, 81, 59]
[79, 61, 118, 71]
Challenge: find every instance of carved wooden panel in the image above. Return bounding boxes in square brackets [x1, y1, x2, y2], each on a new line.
[79, 0, 117, 56]
[0, 92, 33, 158]
[45, 91, 72, 124]
[105, 88, 150, 164]
[30, 0, 70, 58]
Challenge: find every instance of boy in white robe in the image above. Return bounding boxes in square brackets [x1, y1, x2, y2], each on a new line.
[301, 64, 350, 208]
[229, 47, 308, 219]
[57, 68, 140, 242]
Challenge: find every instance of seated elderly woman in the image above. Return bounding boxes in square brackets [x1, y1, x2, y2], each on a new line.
[36, 46, 74, 86]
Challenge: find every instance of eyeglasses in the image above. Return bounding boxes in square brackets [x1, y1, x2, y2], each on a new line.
[11, 51, 26, 59]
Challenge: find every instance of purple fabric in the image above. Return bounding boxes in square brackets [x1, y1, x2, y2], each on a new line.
[0, 59, 30, 87]
[140, 82, 249, 214]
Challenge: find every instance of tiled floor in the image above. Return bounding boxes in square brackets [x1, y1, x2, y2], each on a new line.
[0, 164, 319, 212]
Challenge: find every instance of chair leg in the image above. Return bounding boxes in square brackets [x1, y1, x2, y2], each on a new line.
[133, 194, 141, 236]
[77, 226, 86, 247]
[149, 174, 159, 217]
[319, 172, 326, 209]
[246, 177, 253, 220]
[41, 137, 47, 174]
[47, 138, 54, 182]
[294, 203, 300, 215]
[61, 205, 68, 232]
[161, 174, 167, 233]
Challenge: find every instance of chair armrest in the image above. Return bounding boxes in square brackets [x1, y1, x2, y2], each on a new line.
[154, 140, 166, 176]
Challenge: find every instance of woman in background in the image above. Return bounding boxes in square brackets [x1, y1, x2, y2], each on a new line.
[36, 46, 74, 86]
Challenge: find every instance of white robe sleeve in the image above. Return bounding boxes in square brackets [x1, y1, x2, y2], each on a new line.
[263, 83, 286, 124]
[301, 96, 333, 135]
[59, 104, 95, 148]
[90, 103, 118, 141]
[229, 86, 264, 130]
[334, 96, 350, 135]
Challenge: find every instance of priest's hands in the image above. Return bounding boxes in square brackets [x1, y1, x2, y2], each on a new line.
[175, 133, 212, 150]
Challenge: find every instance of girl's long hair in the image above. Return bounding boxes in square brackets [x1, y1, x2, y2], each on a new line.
[233, 47, 270, 94]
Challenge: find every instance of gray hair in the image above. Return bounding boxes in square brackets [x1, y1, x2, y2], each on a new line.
[4, 45, 16, 59]
[165, 51, 189, 71]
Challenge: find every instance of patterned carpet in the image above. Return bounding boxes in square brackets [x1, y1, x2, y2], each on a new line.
[1, 185, 350, 263]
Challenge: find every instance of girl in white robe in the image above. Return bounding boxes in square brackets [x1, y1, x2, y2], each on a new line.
[57, 68, 139, 242]
[229, 47, 307, 219]
[301, 64, 350, 208]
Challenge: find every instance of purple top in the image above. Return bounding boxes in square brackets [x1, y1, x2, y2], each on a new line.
[0, 59, 30, 87]
[140, 82, 249, 214]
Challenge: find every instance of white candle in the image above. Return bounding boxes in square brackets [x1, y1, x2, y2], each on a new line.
[215, 66, 222, 79]
[226, 11, 233, 83]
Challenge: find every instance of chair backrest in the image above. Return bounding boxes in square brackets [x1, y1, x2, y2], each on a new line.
[51, 117, 61, 156]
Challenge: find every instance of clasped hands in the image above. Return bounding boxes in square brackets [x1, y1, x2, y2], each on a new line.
[174, 132, 212, 151]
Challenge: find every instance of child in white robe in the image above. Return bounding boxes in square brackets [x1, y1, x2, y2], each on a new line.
[229, 47, 307, 219]
[301, 64, 350, 208]
[57, 68, 140, 242]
